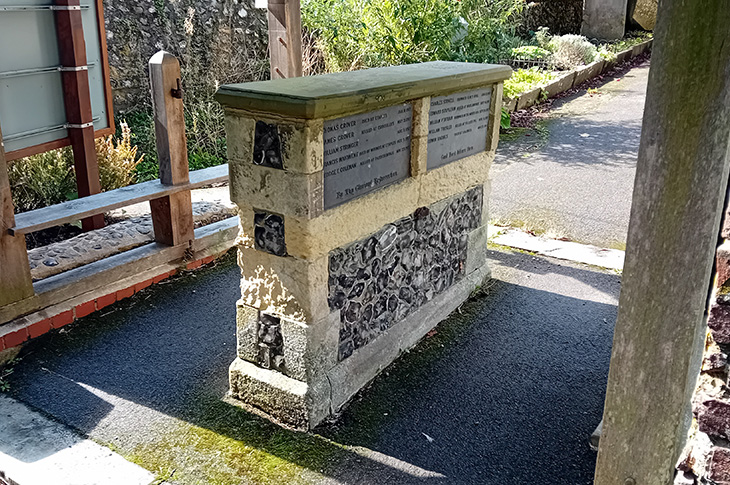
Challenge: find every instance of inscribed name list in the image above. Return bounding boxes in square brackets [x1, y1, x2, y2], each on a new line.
[427, 87, 491, 169]
[323, 103, 412, 209]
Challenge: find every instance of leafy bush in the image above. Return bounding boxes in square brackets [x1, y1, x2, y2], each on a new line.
[8, 149, 75, 212]
[510, 45, 551, 60]
[454, 0, 525, 63]
[9, 123, 146, 212]
[548, 34, 598, 69]
[503, 67, 555, 99]
[95, 121, 144, 190]
[301, 0, 525, 70]
[302, 0, 462, 71]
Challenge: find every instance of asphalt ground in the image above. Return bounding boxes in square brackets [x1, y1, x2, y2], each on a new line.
[491, 58, 650, 249]
[7, 249, 620, 484]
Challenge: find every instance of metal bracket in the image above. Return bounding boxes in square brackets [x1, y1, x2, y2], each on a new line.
[171, 78, 183, 99]
[59, 66, 88, 72]
[65, 121, 94, 129]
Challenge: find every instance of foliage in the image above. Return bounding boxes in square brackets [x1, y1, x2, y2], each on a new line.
[0, 357, 21, 392]
[503, 67, 555, 99]
[301, 0, 526, 70]
[597, 47, 617, 63]
[9, 123, 146, 212]
[548, 34, 598, 69]
[8, 148, 76, 212]
[510, 45, 551, 60]
[302, 0, 462, 71]
[453, 0, 525, 63]
[500, 106, 511, 129]
[602, 31, 653, 53]
[95, 121, 145, 190]
[124, 98, 227, 183]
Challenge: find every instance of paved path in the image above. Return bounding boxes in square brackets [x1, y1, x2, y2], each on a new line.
[491, 59, 650, 249]
[6, 249, 619, 484]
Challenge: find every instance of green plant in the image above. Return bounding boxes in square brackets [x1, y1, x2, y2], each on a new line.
[95, 121, 145, 190]
[534, 26, 551, 49]
[8, 148, 76, 212]
[597, 47, 617, 62]
[503, 67, 556, 99]
[548, 34, 598, 69]
[510, 45, 551, 60]
[453, 0, 526, 63]
[0, 357, 21, 392]
[500, 106, 511, 129]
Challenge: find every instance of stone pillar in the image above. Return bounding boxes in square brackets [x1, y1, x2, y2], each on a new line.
[217, 61, 510, 429]
[581, 0, 627, 40]
[594, 0, 730, 483]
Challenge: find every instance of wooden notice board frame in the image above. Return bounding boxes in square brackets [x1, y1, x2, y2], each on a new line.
[0, 0, 114, 162]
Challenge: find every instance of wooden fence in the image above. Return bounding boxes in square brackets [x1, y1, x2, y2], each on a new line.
[0, 51, 236, 338]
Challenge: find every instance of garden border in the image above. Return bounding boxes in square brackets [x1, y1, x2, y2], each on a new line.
[503, 39, 653, 112]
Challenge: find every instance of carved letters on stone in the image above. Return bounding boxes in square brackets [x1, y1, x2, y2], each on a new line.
[427, 87, 491, 169]
[322, 103, 413, 210]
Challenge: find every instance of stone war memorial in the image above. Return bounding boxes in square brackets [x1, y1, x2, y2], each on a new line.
[216, 61, 511, 428]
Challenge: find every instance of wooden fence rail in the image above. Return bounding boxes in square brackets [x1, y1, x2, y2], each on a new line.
[0, 51, 231, 322]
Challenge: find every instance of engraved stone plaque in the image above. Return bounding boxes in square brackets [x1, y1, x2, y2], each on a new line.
[323, 103, 412, 210]
[427, 87, 492, 169]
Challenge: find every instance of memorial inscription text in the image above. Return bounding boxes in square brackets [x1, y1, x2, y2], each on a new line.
[427, 87, 491, 169]
[323, 103, 412, 210]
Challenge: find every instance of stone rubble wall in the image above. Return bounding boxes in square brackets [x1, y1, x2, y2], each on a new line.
[676, 208, 730, 485]
[102, 0, 269, 113]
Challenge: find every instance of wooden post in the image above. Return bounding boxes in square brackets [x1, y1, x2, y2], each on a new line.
[267, 0, 303, 79]
[594, 1, 730, 483]
[54, 0, 105, 231]
[148, 51, 194, 247]
[0, 124, 34, 307]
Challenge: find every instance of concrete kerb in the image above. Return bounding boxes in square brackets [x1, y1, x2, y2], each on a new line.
[503, 39, 653, 113]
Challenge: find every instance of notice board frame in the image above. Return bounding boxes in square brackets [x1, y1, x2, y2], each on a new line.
[0, 0, 114, 162]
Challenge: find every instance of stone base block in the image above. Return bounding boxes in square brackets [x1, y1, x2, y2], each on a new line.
[229, 358, 330, 429]
[229, 261, 490, 429]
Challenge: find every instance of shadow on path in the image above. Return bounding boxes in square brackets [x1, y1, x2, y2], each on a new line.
[7, 249, 619, 484]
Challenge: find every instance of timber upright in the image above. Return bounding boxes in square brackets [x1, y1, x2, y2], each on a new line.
[216, 61, 511, 428]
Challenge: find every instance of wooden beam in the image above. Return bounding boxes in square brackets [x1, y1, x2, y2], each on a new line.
[267, 0, 303, 79]
[54, 0, 104, 231]
[594, 1, 730, 483]
[0, 123, 34, 307]
[9, 164, 228, 236]
[148, 51, 195, 247]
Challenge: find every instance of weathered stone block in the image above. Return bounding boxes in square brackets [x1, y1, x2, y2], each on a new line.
[228, 161, 324, 219]
[709, 447, 730, 484]
[573, 60, 606, 87]
[716, 242, 730, 288]
[410, 97, 430, 177]
[237, 247, 329, 324]
[543, 72, 576, 98]
[632, 0, 658, 30]
[698, 399, 730, 439]
[709, 303, 730, 344]
[516, 87, 542, 111]
[581, 0, 626, 40]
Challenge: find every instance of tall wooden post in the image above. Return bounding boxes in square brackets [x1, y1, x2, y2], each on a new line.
[148, 51, 194, 247]
[54, 0, 105, 231]
[594, 0, 730, 483]
[266, 0, 303, 79]
[0, 124, 34, 307]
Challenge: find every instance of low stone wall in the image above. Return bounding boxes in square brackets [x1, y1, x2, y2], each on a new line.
[676, 208, 730, 484]
[217, 61, 510, 428]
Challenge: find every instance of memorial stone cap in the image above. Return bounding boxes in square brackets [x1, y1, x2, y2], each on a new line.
[215, 61, 512, 120]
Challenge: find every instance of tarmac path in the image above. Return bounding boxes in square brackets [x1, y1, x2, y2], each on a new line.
[7, 249, 619, 484]
[491, 59, 650, 249]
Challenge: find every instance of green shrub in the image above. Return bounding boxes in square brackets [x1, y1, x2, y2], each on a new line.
[8, 149, 75, 212]
[124, 98, 227, 182]
[503, 67, 555, 99]
[301, 0, 526, 70]
[548, 34, 598, 69]
[453, 0, 526, 63]
[95, 121, 145, 190]
[510, 45, 551, 60]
